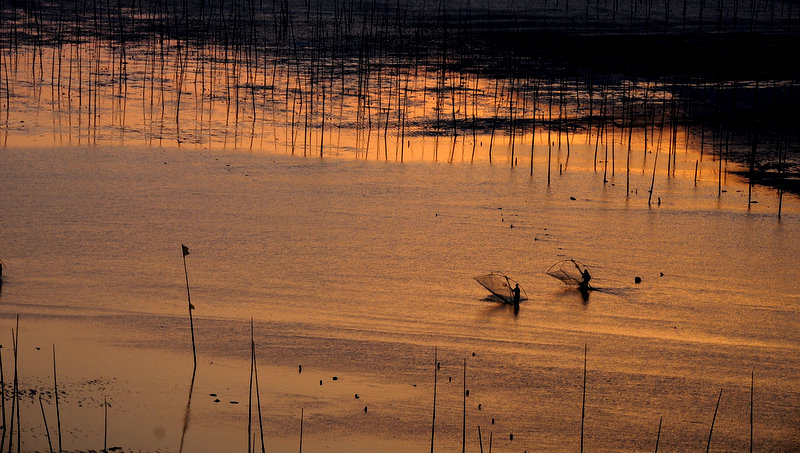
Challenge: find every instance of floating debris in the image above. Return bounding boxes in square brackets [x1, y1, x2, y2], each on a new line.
[635, 276, 642, 284]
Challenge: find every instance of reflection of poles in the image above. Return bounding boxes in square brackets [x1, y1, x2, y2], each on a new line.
[178, 372, 196, 453]
[182, 244, 196, 372]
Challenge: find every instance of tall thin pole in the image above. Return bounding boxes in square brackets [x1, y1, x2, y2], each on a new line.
[103, 397, 108, 452]
[706, 388, 723, 453]
[53, 345, 61, 453]
[462, 358, 466, 453]
[299, 408, 304, 453]
[581, 343, 586, 453]
[654, 416, 662, 452]
[182, 244, 196, 372]
[750, 372, 754, 453]
[430, 346, 437, 453]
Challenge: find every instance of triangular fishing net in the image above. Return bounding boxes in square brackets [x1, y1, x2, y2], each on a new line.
[474, 272, 526, 303]
[546, 259, 590, 287]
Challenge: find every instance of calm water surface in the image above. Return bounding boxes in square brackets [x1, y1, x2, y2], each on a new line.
[0, 139, 798, 451]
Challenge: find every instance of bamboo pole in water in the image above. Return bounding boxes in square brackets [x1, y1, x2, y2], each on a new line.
[430, 346, 438, 453]
[54, 345, 61, 453]
[0, 346, 5, 453]
[39, 395, 54, 453]
[182, 244, 196, 372]
[654, 416, 662, 452]
[462, 358, 466, 453]
[706, 388, 723, 453]
[299, 408, 304, 453]
[581, 343, 586, 453]
[750, 372, 754, 453]
[103, 397, 108, 452]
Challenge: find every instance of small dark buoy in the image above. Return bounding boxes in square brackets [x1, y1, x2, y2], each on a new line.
[491, 418, 495, 424]
[448, 377, 452, 382]
[299, 365, 302, 373]
[35, 347, 40, 350]
[472, 352, 475, 357]
[570, 196, 576, 200]
[510, 434, 514, 441]
[478, 404, 482, 410]
[319, 380, 323, 386]
[214, 399, 220, 403]
[355, 394, 359, 399]
[635, 276, 642, 284]
[657, 197, 661, 206]
[209, 393, 217, 397]
[465, 389, 469, 397]
[437, 362, 440, 370]
[660, 272, 664, 277]
[229, 401, 239, 404]
[332, 376, 338, 381]
[364, 406, 368, 413]
[510, 224, 514, 228]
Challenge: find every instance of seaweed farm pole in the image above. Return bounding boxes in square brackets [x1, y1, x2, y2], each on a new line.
[39, 395, 53, 453]
[462, 358, 466, 453]
[54, 345, 61, 452]
[478, 426, 484, 453]
[706, 388, 723, 453]
[299, 408, 304, 453]
[430, 346, 438, 453]
[654, 416, 662, 452]
[248, 319, 254, 453]
[103, 397, 108, 452]
[750, 371, 754, 453]
[0, 346, 5, 453]
[182, 244, 196, 372]
[580, 343, 586, 453]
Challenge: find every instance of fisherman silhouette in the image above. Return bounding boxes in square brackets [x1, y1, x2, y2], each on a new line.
[579, 269, 591, 293]
[512, 283, 521, 305]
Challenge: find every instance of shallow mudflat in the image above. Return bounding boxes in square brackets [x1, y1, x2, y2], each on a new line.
[0, 140, 798, 451]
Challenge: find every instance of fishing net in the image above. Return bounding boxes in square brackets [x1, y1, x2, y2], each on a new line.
[473, 272, 526, 303]
[546, 259, 590, 287]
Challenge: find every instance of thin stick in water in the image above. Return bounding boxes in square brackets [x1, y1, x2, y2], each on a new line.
[706, 388, 723, 453]
[581, 343, 586, 453]
[430, 346, 437, 453]
[39, 395, 53, 453]
[182, 244, 196, 372]
[654, 416, 662, 453]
